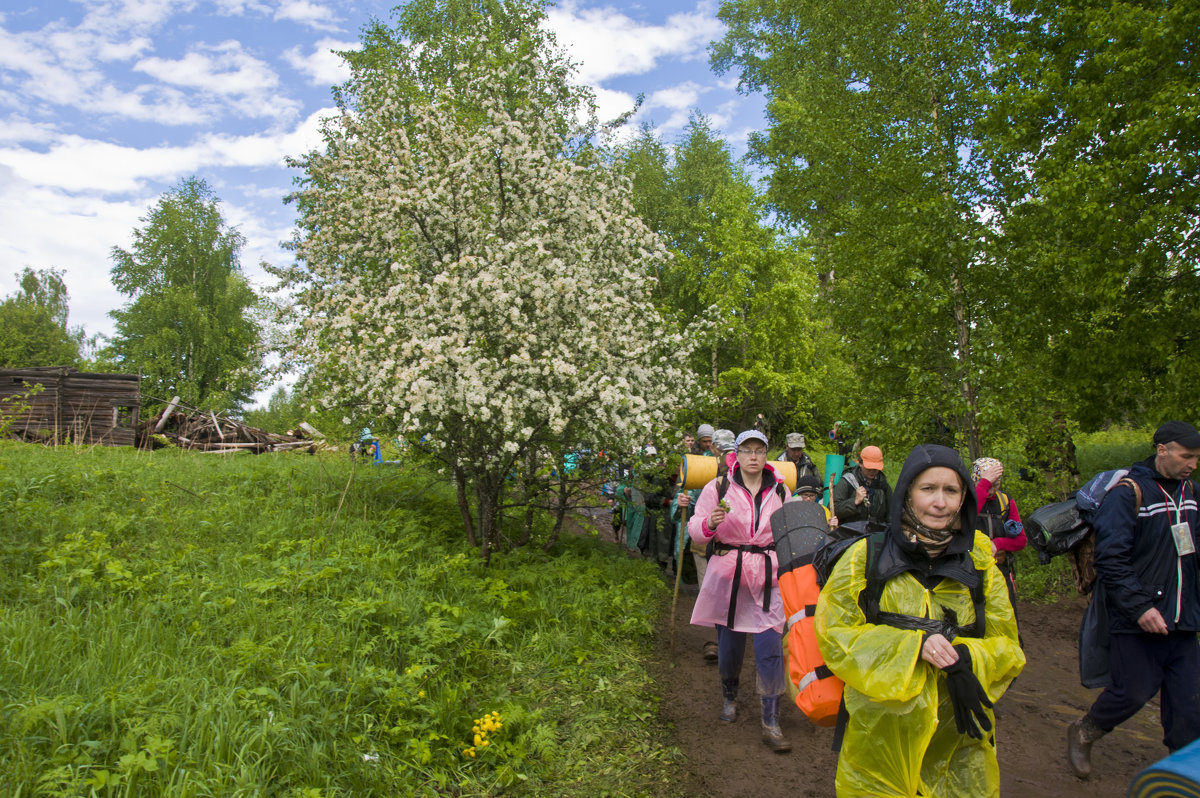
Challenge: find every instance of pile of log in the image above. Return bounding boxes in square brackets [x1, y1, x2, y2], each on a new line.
[139, 396, 333, 454]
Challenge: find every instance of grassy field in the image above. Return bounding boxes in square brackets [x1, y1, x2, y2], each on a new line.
[0, 443, 679, 797]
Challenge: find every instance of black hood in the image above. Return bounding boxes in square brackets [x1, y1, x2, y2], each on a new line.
[889, 444, 978, 554]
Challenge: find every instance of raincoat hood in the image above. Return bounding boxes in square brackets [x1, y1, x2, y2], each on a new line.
[889, 444, 978, 556]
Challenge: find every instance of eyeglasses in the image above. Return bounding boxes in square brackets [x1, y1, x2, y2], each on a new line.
[737, 447, 768, 457]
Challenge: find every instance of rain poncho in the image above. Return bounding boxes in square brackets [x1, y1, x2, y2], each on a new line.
[815, 444, 1025, 797]
[688, 461, 789, 633]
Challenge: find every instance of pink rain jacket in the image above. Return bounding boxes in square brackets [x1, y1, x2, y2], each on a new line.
[688, 464, 789, 633]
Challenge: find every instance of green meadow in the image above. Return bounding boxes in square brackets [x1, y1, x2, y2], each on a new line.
[0, 443, 678, 797]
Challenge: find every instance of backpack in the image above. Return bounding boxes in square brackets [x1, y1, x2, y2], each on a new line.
[1026, 469, 1143, 593]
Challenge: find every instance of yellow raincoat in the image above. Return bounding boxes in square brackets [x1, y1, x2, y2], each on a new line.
[815, 529, 1025, 796]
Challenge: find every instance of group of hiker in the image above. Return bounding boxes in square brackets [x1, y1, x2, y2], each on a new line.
[614, 419, 1200, 796]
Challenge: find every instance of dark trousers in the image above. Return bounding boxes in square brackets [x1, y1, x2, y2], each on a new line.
[716, 625, 786, 699]
[1089, 631, 1200, 751]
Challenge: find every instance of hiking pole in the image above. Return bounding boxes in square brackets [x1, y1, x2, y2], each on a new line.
[669, 501, 689, 656]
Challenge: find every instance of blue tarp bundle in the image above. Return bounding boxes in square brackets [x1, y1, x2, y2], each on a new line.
[1128, 738, 1200, 798]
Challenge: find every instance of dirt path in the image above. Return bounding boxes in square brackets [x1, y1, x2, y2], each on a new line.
[652, 586, 1167, 797]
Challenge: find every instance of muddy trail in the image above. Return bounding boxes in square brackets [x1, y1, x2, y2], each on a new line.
[651, 583, 1167, 797]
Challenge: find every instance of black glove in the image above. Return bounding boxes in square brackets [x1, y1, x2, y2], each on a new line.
[942, 645, 993, 739]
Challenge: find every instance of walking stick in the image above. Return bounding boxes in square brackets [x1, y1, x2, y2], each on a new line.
[669, 500, 689, 655]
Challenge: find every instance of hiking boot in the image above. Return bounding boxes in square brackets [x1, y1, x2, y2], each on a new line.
[702, 641, 718, 662]
[1067, 715, 1107, 778]
[761, 695, 791, 754]
[720, 698, 737, 723]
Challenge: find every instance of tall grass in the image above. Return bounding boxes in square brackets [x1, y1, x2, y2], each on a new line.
[0, 443, 680, 796]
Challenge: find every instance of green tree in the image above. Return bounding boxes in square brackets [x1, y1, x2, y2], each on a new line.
[15, 267, 71, 329]
[107, 178, 263, 410]
[713, 0, 1013, 458]
[984, 0, 1200, 428]
[0, 268, 82, 368]
[619, 117, 825, 434]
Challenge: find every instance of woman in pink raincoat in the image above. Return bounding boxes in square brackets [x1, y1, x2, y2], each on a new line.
[688, 429, 792, 753]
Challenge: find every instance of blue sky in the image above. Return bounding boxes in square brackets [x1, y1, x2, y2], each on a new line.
[0, 0, 765, 399]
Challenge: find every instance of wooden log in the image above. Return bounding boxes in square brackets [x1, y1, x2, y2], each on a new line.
[155, 397, 180, 432]
[299, 422, 325, 439]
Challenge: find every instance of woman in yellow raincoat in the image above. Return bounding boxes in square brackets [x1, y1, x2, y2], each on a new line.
[815, 444, 1025, 797]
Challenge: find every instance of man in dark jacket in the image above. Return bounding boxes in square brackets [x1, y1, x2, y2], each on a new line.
[776, 432, 821, 483]
[833, 445, 891, 527]
[1068, 421, 1200, 778]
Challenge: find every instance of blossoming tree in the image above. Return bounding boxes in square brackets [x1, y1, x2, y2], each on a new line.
[278, 35, 692, 560]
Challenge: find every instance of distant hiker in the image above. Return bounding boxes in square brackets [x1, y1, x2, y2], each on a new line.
[688, 430, 793, 753]
[815, 444, 1025, 796]
[794, 473, 838, 532]
[695, 424, 715, 456]
[833, 445, 892, 527]
[777, 432, 822, 483]
[829, 421, 852, 456]
[1067, 421, 1200, 779]
[972, 457, 1027, 608]
[681, 432, 695, 453]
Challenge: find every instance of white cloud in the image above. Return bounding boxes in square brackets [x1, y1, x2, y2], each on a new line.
[0, 176, 143, 338]
[274, 0, 340, 31]
[0, 116, 59, 145]
[283, 37, 358, 87]
[593, 87, 638, 125]
[545, 0, 723, 84]
[646, 80, 707, 112]
[0, 107, 333, 194]
[134, 40, 300, 120]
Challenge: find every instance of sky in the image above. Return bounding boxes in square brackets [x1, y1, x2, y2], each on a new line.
[0, 0, 766, 403]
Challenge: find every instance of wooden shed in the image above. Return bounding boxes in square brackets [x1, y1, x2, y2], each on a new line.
[0, 367, 141, 447]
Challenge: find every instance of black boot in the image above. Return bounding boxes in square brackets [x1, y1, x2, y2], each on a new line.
[1067, 714, 1107, 779]
[761, 695, 791, 753]
[720, 678, 738, 723]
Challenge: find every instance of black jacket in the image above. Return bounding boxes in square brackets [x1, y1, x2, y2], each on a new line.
[1094, 457, 1200, 633]
[833, 464, 892, 525]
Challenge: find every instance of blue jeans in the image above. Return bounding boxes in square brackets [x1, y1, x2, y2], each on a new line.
[716, 624, 786, 699]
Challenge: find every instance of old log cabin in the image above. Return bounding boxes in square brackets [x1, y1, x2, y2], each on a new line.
[0, 367, 140, 446]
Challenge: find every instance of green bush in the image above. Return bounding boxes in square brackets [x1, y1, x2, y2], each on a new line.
[1075, 426, 1154, 479]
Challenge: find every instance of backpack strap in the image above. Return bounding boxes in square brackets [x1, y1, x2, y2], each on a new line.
[1117, 477, 1142, 508]
[859, 530, 889, 624]
[842, 472, 860, 491]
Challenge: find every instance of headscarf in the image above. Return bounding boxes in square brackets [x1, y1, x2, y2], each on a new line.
[971, 457, 1002, 487]
[890, 445, 977, 560]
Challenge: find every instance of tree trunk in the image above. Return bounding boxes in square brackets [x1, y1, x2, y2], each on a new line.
[950, 270, 982, 461]
[542, 471, 569, 551]
[454, 467, 477, 548]
[476, 475, 503, 564]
